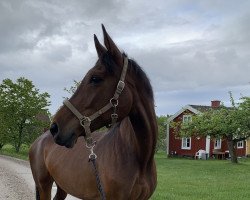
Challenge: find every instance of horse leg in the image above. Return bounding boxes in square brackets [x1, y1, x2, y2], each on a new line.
[36, 176, 54, 200]
[31, 167, 54, 200]
[36, 186, 40, 200]
[53, 184, 67, 200]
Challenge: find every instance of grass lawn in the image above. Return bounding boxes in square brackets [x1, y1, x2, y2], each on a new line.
[0, 144, 29, 160]
[151, 152, 250, 200]
[1, 146, 250, 199]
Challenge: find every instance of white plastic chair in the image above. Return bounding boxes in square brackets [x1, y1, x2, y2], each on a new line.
[195, 149, 206, 159]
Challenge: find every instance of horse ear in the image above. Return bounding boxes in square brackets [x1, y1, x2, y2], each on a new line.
[102, 24, 123, 66]
[94, 34, 107, 58]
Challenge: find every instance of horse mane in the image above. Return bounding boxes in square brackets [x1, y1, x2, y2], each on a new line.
[100, 52, 154, 102]
[100, 51, 157, 170]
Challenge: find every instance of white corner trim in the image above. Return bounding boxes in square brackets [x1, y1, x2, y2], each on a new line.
[205, 135, 211, 155]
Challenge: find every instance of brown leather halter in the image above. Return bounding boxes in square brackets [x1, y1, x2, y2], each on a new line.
[63, 56, 128, 147]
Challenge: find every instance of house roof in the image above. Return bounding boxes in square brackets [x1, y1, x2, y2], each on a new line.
[189, 105, 213, 112]
[167, 105, 202, 123]
[36, 112, 51, 123]
[167, 104, 230, 124]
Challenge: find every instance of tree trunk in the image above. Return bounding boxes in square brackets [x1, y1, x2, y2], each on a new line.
[14, 123, 24, 153]
[0, 143, 3, 150]
[227, 139, 238, 163]
[15, 131, 22, 153]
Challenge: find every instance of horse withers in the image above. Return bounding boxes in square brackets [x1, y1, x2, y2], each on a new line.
[29, 25, 158, 200]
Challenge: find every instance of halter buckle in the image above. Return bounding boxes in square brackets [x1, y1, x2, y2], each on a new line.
[116, 81, 125, 95]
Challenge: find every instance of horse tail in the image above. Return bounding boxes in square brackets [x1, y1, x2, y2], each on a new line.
[36, 186, 40, 200]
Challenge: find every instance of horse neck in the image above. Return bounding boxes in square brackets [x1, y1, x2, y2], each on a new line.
[129, 91, 158, 170]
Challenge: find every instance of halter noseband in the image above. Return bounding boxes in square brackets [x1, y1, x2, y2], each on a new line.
[63, 56, 128, 146]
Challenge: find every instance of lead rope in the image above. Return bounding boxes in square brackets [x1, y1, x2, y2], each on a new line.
[87, 144, 106, 200]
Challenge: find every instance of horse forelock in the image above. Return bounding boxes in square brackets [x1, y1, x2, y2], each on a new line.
[99, 52, 116, 74]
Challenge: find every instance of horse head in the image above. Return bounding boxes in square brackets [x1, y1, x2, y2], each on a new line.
[50, 25, 135, 148]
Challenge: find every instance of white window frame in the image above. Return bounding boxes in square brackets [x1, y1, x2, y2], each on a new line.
[214, 139, 221, 149]
[237, 141, 244, 149]
[183, 115, 192, 124]
[182, 137, 191, 150]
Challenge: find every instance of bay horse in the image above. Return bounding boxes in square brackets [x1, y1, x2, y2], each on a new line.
[29, 25, 158, 200]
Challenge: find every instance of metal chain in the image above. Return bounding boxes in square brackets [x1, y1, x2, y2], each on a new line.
[111, 104, 118, 127]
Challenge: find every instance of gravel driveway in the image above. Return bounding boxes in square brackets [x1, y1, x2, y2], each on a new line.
[0, 155, 79, 200]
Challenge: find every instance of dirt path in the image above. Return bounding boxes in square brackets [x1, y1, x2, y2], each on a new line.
[0, 155, 34, 200]
[0, 155, 79, 200]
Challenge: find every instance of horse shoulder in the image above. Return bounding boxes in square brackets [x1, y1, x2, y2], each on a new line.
[29, 131, 53, 160]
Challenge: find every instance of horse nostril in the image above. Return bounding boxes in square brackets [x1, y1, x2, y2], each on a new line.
[50, 123, 58, 136]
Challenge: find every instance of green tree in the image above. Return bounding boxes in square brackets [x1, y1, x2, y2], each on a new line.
[156, 115, 169, 152]
[0, 77, 51, 152]
[64, 80, 80, 96]
[172, 94, 250, 163]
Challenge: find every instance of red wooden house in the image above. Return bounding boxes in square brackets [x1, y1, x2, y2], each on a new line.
[166, 100, 247, 159]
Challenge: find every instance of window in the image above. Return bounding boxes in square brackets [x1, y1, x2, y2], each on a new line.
[183, 115, 192, 123]
[237, 141, 244, 149]
[214, 139, 221, 149]
[182, 137, 191, 150]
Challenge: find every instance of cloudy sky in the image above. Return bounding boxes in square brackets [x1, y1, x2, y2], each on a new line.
[0, 0, 249, 116]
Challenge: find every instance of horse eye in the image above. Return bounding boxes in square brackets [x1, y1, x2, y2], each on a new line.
[90, 76, 103, 85]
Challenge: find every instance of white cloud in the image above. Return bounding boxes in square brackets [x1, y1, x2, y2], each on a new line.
[0, 0, 249, 115]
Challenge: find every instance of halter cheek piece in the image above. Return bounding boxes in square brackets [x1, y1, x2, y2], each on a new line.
[63, 56, 128, 148]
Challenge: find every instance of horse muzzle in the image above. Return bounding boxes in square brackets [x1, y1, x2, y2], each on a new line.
[50, 123, 77, 148]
